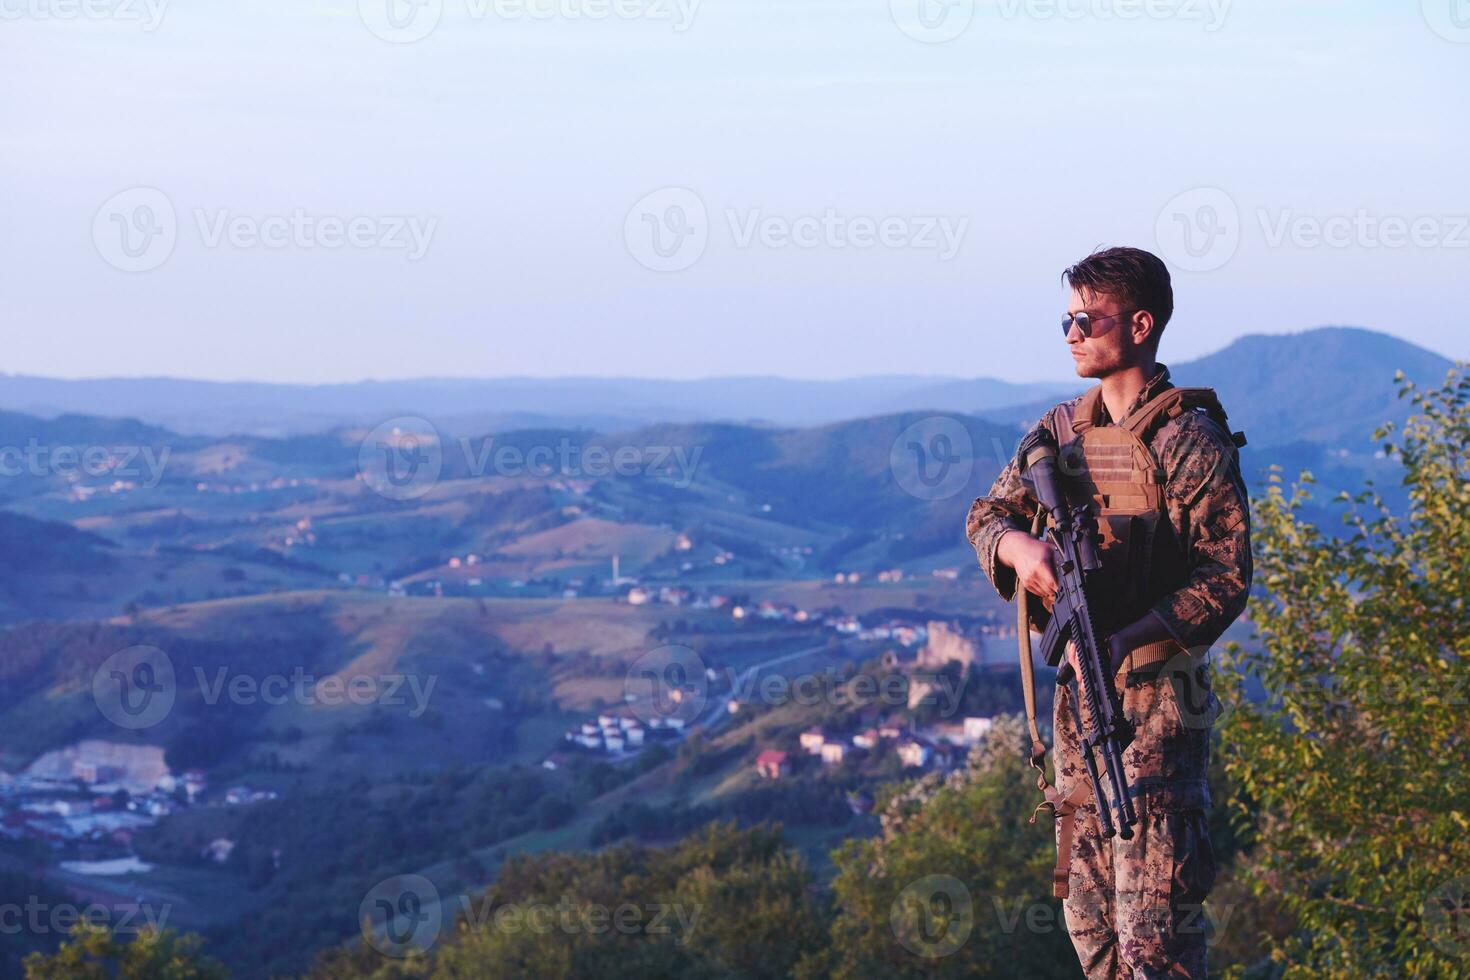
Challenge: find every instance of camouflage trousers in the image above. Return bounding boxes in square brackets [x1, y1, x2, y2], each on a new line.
[1052, 671, 1219, 979]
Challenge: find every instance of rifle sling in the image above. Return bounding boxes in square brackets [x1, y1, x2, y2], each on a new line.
[1016, 507, 1049, 768]
[1015, 513, 1181, 900]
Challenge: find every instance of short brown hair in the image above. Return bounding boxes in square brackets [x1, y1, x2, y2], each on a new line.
[1062, 247, 1174, 343]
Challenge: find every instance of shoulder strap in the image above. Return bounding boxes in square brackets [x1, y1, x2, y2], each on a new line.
[1069, 387, 1106, 435]
[1122, 386, 1247, 449]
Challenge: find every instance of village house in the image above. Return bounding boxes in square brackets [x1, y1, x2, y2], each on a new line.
[755, 750, 791, 780]
[820, 742, 847, 766]
[897, 738, 933, 769]
[964, 716, 994, 742]
[798, 728, 827, 755]
[203, 838, 235, 864]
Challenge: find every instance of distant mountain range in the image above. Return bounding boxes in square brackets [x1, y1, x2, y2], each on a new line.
[0, 327, 1454, 440]
[0, 325, 1452, 624]
[0, 373, 1074, 438]
[980, 326, 1457, 449]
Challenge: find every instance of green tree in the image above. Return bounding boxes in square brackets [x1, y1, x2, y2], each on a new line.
[1218, 367, 1470, 977]
[302, 944, 431, 980]
[809, 715, 1077, 979]
[23, 925, 226, 980]
[302, 823, 827, 980]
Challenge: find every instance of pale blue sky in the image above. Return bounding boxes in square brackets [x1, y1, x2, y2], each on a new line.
[2, 0, 1466, 383]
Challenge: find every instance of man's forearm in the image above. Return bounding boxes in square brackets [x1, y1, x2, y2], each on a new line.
[967, 500, 1027, 601]
[994, 528, 1022, 569]
[1107, 610, 1176, 673]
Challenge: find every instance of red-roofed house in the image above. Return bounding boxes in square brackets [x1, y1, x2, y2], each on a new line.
[756, 750, 792, 780]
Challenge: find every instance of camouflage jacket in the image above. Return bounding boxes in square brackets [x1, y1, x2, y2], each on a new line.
[965, 365, 1252, 651]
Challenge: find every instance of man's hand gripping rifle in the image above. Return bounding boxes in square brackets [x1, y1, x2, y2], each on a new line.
[1018, 427, 1138, 841]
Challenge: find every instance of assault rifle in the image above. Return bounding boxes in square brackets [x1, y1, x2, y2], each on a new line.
[1018, 426, 1138, 841]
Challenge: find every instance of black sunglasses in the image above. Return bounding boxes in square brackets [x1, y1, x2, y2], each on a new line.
[1061, 308, 1140, 338]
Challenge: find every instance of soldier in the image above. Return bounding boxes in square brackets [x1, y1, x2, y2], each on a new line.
[966, 246, 1251, 978]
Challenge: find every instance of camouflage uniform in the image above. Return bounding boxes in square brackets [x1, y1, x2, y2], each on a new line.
[966, 365, 1251, 979]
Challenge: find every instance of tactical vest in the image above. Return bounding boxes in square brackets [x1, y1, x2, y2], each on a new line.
[1050, 383, 1246, 643]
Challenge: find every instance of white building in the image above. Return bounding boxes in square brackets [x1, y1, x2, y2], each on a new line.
[964, 717, 994, 742]
[898, 739, 933, 769]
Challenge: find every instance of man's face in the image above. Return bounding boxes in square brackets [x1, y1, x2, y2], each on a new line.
[1064, 287, 1149, 379]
